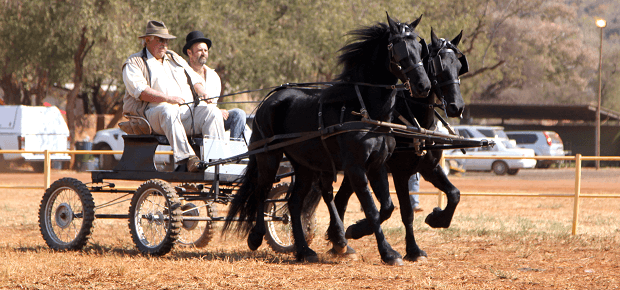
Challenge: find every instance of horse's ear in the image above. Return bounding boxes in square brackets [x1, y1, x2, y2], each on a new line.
[431, 27, 440, 47]
[386, 11, 399, 33]
[409, 14, 423, 29]
[451, 30, 463, 47]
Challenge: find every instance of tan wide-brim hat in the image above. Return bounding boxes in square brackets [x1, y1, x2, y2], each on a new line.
[138, 20, 176, 39]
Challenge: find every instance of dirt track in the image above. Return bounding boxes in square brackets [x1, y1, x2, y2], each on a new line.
[0, 168, 619, 289]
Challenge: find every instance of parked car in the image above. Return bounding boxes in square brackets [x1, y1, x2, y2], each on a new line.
[446, 137, 537, 175]
[0, 105, 71, 172]
[453, 125, 510, 140]
[505, 130, 565, 168]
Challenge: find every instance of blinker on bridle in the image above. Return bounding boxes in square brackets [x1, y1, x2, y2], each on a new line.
[425, 38, 469, 113]
[387, 24, 425, 96]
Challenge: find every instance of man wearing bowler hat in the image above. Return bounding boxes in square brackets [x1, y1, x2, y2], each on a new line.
[184, 31, 247, 141]
[121, 20, 225, 172]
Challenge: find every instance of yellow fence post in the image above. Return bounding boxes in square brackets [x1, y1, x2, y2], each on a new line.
[572, 154, 582, 235]
[44, 150, 51, 189]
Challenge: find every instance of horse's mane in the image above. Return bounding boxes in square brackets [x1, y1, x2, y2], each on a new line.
[335, 23, 390, 82]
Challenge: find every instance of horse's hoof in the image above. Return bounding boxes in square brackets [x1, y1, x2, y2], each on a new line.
[299, 255, 319, 263]
[384, 257, 404, 266]
[345, 226, 354, 239]
[331, 244, 348, 255]
[327, 246, 358, 260]
[424, 207, 446, 228]
[247, 232, 263, 251]
[404, 254, 428, 263]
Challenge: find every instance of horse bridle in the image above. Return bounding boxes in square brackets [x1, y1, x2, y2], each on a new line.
[387, 25, 426, 97]
[425, 38, 469, 110]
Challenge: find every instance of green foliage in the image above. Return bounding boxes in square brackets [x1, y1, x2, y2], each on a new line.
[0, 0, 617, 114]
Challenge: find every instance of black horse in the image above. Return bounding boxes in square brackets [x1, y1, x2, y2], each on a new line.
[224, 14, 431, 265]
[331, 29, 468, 262]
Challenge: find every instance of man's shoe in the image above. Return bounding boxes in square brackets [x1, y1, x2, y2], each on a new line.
[187, 156, 202, 172]
[413, 206, 423, 213]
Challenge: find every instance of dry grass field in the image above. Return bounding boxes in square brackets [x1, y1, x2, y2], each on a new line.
[0, 168, 619, 289]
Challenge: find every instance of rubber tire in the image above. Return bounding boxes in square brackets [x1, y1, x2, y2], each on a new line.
[264, 182, 316, 253]
[492, 161, 509, 175]
[39, 177, 95, 251]
[177, 201, 214, 248]
[507, 169, 519, 175]
[93, 143, 118, 170]
[128, 179, 182, 256]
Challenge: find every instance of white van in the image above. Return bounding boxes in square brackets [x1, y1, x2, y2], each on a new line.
[0, 105, 71, 171]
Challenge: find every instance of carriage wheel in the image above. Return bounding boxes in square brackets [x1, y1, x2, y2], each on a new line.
[39, 178, 95, 251]
[264, 182, 316, 253]
[128, 179, 182, 256]
[177, 201, 214, 248]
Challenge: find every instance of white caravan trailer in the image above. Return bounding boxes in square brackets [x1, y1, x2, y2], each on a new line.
[0, 105, 71, 171]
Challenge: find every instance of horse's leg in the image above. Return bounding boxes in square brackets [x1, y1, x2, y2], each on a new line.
[333, 176, 353, 225]
[347, 166, 403, 266]
[322, 175, 357, 258]
[345, 166, 395, 240]
[247, 152, 282, 250]
[288, 166, 319, 262]
[391, 170, 427, 262]
[422, 152, 460, 228]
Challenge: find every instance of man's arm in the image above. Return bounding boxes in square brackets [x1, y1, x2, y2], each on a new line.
[193, 82, 213, 104]
[140, 87, 185, 104]
[123, 61, 185, 105]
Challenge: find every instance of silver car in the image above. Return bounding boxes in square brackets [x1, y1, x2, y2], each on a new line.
[446, 137, 537, 175]
[506, 131, 565, 168]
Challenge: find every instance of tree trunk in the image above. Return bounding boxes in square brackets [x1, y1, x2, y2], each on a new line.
[67, 26, 94, 151]
[0, 74, 23, 105]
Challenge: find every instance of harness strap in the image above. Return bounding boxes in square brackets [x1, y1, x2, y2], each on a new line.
[317, 100, 338, 181]
[436, 78, 460, 88]
[246, 121, 383, 155]
[354, 85, 369, 119]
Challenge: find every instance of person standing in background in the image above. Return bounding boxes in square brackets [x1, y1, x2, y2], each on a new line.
[409, 172, 423, 212]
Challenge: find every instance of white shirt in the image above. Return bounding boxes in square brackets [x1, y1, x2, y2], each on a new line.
[200, 65, 222, 104]
[122, 48, 203, 106]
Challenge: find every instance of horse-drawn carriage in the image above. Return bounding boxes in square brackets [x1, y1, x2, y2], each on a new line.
[38, 14, 493, 264]
[38, 133, 311, 256]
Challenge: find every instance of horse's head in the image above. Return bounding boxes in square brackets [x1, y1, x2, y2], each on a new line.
[386, 13, 431, 98]
[425, 28, 467, 118]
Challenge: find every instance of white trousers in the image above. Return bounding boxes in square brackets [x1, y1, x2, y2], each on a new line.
[145, 102, 224, 163]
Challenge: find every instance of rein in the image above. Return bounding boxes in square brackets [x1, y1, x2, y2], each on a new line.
[180, 81, 411, 107]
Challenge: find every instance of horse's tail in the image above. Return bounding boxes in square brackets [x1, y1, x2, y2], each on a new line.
[303, 176, 323, 226]
[223, 154, 261, 235]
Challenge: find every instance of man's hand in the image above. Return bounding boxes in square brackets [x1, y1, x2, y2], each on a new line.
[168, 95, 186, 105]
[221, 109, 229, 120]
[140, 87, 185, 105]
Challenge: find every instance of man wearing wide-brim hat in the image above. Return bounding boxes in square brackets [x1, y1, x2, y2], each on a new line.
[121, 20, 225, 172]
[184, 30, 247, 141]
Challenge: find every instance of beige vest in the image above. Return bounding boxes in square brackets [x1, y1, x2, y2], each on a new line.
[121, 48, 188, 118]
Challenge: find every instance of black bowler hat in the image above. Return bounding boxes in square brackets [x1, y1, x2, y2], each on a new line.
[183, 31, 212, 56]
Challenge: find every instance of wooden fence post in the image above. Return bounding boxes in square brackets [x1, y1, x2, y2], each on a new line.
[572, 154, 582, 235]
[44, 150, 51, 189]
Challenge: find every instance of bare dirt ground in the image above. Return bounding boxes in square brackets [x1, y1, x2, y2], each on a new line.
[0, 168, 619, 289]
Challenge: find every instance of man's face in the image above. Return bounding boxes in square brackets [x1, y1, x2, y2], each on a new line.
[145, 36, 169, 60]
[188, 42, 209, 65]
